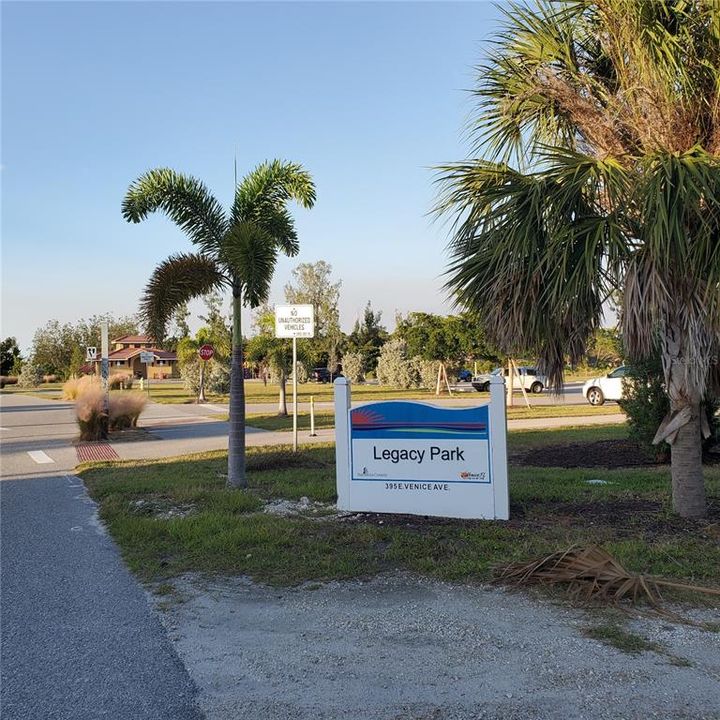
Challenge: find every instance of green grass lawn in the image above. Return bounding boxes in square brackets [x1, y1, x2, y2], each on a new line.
[0, 382, 64, 399]
[80, 424, 719, 590]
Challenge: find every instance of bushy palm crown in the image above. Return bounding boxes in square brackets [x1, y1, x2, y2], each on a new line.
[438, 0, 720, 397]
[121, 160, 315, 339]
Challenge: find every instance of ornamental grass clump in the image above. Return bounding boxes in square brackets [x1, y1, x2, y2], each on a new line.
[63, 375, 98, 400]
[73, 383, 147, 439]
[109, 392, 147, 430]
[109, 373, 134, 390]
[75, 384, 107, 441]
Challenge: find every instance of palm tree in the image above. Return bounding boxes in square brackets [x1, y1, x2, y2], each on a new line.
[438, 1, 720, 517]
[122, 160, 315, 488]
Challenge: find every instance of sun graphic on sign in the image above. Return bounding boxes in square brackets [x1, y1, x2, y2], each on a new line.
[351, 409, 385, 428]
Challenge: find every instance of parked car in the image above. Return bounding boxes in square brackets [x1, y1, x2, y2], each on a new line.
[457, 369, 472, 382]
[582, 366, 628, 405]
[472, 366, 546, 393]
[310, 367, 343, 383]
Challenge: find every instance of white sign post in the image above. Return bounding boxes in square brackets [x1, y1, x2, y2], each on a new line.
[275, 304, 315, 451]
[334, 375, 509, 520]
[140, 351, 154, 396]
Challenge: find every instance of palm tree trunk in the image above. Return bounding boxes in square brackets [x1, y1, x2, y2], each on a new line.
[664, 325, 706, 518]
[278, 369, 288, 416]
[227, 285, 246, 489]
[670, 406, 705, 518]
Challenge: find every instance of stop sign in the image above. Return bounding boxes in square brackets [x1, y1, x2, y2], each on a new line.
[198, 344, 215, 361]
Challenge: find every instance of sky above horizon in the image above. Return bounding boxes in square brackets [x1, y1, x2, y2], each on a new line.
[2, 0, 505, 352]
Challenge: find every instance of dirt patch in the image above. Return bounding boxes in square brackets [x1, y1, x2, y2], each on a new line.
[513, 439, 659, 468]
[510, 499, 720, 539]
[335, 499, 720, 543]
[156, 574, 720, 720]
[513, 438, 720, 469]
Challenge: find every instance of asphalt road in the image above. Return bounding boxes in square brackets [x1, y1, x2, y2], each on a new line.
[0, 395, 204, 719]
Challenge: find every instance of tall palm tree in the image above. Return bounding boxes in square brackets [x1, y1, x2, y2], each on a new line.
[122, 160, 315, 488]
[438, 1, 720, 517]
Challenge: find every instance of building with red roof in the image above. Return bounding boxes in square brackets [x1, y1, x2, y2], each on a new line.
[91, 335, 178, 380]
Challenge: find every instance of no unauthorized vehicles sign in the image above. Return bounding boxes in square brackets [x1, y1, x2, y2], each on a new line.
[275, 304, 314, 338]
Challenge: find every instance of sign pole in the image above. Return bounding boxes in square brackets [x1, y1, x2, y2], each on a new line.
[292, 337, 298, 452]
[274, 305, 313, 452]
[100, 322, 109, 438]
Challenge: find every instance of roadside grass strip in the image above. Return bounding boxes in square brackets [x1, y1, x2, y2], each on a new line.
[79, 426, 720, 591]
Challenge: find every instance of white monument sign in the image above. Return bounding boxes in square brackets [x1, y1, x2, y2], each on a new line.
[334, 376, 509, 520]
[274, 305, 315, 338]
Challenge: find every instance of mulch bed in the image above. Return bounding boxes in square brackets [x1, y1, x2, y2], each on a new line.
[512, 439, 720, 469]
[341, 498, 720, 542]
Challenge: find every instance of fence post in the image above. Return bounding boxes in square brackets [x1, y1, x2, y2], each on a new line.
[310, 396, 316, 437]
[334, 377, 351, 510]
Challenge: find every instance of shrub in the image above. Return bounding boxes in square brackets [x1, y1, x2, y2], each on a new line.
[42, 374, 59, 383]
[17, 357, 42, 388]
[0, 376, 18, 388]
[376, 339, 419, 388]
[619, 354, 719, 460]
[181, 358, 230, 396]
[412, 357, 440, 390]
[341, 352, 364, 383]
[109, 392, 147, 429]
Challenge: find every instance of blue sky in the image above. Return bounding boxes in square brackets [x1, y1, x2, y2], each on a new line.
[2, 1, 504, 351]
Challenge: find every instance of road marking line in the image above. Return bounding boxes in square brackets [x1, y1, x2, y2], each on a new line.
[27, 450, 54, 464]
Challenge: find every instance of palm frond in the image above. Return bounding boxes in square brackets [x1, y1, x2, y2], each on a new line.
[438, 149, 629, 389]
[623, 148, 720, 395]
[471, 0, 720, 163]
[221, 222, 277, 309]
[231, 159, 315, 255]
[140, 253, 228, 342]
[495, 545, 720, 613]
[122, 169, 228, 254]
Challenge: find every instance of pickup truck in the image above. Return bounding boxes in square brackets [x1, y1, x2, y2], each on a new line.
[472, 366, 546, 393]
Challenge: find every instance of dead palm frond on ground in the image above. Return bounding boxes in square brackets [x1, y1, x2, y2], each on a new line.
[494, 545, 720, 616]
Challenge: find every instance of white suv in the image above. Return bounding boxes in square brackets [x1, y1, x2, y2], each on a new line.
[472, 366, 546, 394]
[582, 366, 628, 405]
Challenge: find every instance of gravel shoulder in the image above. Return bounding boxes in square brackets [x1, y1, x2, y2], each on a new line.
[156, 573, 720, 720]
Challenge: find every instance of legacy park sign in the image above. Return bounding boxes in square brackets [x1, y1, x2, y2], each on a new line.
[334, 376, 509, 520]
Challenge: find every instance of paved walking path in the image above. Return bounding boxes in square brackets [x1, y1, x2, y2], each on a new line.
[0, 471, 203, 719]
